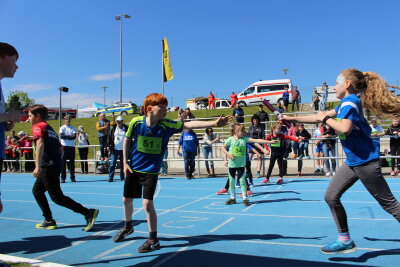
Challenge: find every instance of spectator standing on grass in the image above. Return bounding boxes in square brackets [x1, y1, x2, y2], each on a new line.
[96, 113, 111, 160]
[291, 86, 301, 112]
[11, 137, 20, 172]
[282, 87, 290, 112]
[208, 91, 215, 109]
[254, 104, 269, 132]
[77, 125, 89, 174]
[232, 103, 244, 123]
[0, 42, 21, 213]
[386, 119, 400, 176]
[107, 116, 128, 182]
[313, 88, 321, 111]
[202, 127, 219, 177]
[230, 92, 238, 108]
[320, 82, 329, 111]
[177, 128, 200, 179]
[276, 102, 284, 114]
[370, 119, 385, 155]
[59, 115, 77, 183]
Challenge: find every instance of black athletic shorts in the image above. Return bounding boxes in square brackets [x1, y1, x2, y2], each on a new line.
[283, 99, 289, 107]
[123, 170, 158, 200]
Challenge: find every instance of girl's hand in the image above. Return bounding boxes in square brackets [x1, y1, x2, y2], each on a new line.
[269, 140, 278, 144]
[228, 154, 235, 160]
[215, 115, 234, 127]
[263, 149, 270, 155]
[224, 161, 228, 167]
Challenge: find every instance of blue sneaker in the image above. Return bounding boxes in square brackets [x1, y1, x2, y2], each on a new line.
[235, 183, 240, 188]
[321, 239, 357, 254]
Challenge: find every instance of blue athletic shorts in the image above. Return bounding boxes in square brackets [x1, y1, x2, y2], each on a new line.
[316, 144, 323, 153]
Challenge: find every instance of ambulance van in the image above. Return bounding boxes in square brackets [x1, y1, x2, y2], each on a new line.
[237, 79, 293, 107]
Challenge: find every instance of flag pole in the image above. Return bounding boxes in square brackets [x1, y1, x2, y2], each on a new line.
[162, 39, 165, 96]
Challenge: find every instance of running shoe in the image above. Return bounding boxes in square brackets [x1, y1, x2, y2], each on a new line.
[235, 182, 240, 188]
[108, 178, 114, 182]
[225, 198, 237, 205]
[332, 172, 336, 176]
[217, 188, 228, 195]
[36, 219, 58, 230]
[297, 155, 304, 159]
[114, 227, 134, 242]
[321, 239, 357, 254]
[256, 172, 261, 179]
[83, 208, 99, 232]
[391, 170, 395, 176]
[297, 172, 302, 176]
[247, 190, 253, 197]
[60, 179, 66, 183]
[276, 178, 283, 184]
[325, 172, 332, 176]
[261, 178, 269, 184]
[314, 169, 320, 174]
[138, 238, 160, 253]
[248, 182, 254, 187]
[243, 199, 250, 206]
[291, 154, 297, 159]
[305, 156, 311, 159]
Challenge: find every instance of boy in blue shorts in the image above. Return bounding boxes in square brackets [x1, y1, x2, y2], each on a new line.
[113, 93, 232, 253]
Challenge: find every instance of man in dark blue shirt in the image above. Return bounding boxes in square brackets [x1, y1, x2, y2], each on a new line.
[177, 129, 199, 179]
[232, 103, 245, 123]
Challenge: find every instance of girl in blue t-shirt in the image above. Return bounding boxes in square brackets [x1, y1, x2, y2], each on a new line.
[282, 68, 400, 254]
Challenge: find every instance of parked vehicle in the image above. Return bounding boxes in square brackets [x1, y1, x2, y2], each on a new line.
[215, 99, 231, 109]
[20, 107, 77, 121]
[95, 102, 139, 117]
[237, 79, 293, 107]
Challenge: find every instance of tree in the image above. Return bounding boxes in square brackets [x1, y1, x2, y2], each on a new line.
[6, 90, 35, 111]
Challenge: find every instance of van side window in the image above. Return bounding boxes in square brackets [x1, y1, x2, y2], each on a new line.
[257, 86, 270, 93]
[269, 85, 287, 91]
[244, 87, 255, 95]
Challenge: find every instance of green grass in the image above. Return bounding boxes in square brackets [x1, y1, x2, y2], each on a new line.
[1, 262, 32, 267]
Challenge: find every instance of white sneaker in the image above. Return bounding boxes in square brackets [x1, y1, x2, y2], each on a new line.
[332, 172, 336, 176]
[325, 172, 332, 176]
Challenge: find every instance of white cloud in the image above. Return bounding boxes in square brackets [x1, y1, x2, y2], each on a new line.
[89, 72, 136, 81]
[10, 83, 52, 92]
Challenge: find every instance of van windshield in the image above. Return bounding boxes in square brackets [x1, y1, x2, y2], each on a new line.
[243, 87, 255, 95]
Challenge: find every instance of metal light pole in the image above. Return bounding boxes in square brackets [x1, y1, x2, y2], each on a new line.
[58, 87, 69, 128]
[281, 68, 289, 76]
[115, 14, 131, 103]
[102, 86, 108, 106]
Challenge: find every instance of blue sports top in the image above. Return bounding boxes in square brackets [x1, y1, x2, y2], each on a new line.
[126, 116, 183, 174]
[178, 130, 199, 153]
[334, 94, 379, 166]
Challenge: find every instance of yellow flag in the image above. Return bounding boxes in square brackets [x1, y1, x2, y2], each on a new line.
[163, 37, 174, 82]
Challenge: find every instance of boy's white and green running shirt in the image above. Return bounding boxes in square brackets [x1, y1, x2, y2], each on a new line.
[126, 116, 183, 174]
[225, 136, 249, 168]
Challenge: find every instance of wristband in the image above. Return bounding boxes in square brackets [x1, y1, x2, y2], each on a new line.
[322, 116, 331, 125]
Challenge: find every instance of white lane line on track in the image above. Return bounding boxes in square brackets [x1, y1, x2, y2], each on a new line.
[209, 217, 235, 233]
[156, 210, 397, 221]
[92, 240, 137, 260]
[152, 246, 189, 267]
[35, 229, 117, 260]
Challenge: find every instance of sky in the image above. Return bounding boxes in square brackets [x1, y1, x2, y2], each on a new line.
[1, 0, 400, 110]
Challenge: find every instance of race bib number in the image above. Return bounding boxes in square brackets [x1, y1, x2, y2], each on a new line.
[271, 140, 281, 147]
[231, 146, 245, 156]
[137, 136, 162, 154]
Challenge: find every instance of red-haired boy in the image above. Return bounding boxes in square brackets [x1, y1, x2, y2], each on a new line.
[114, 93, 232, 253]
